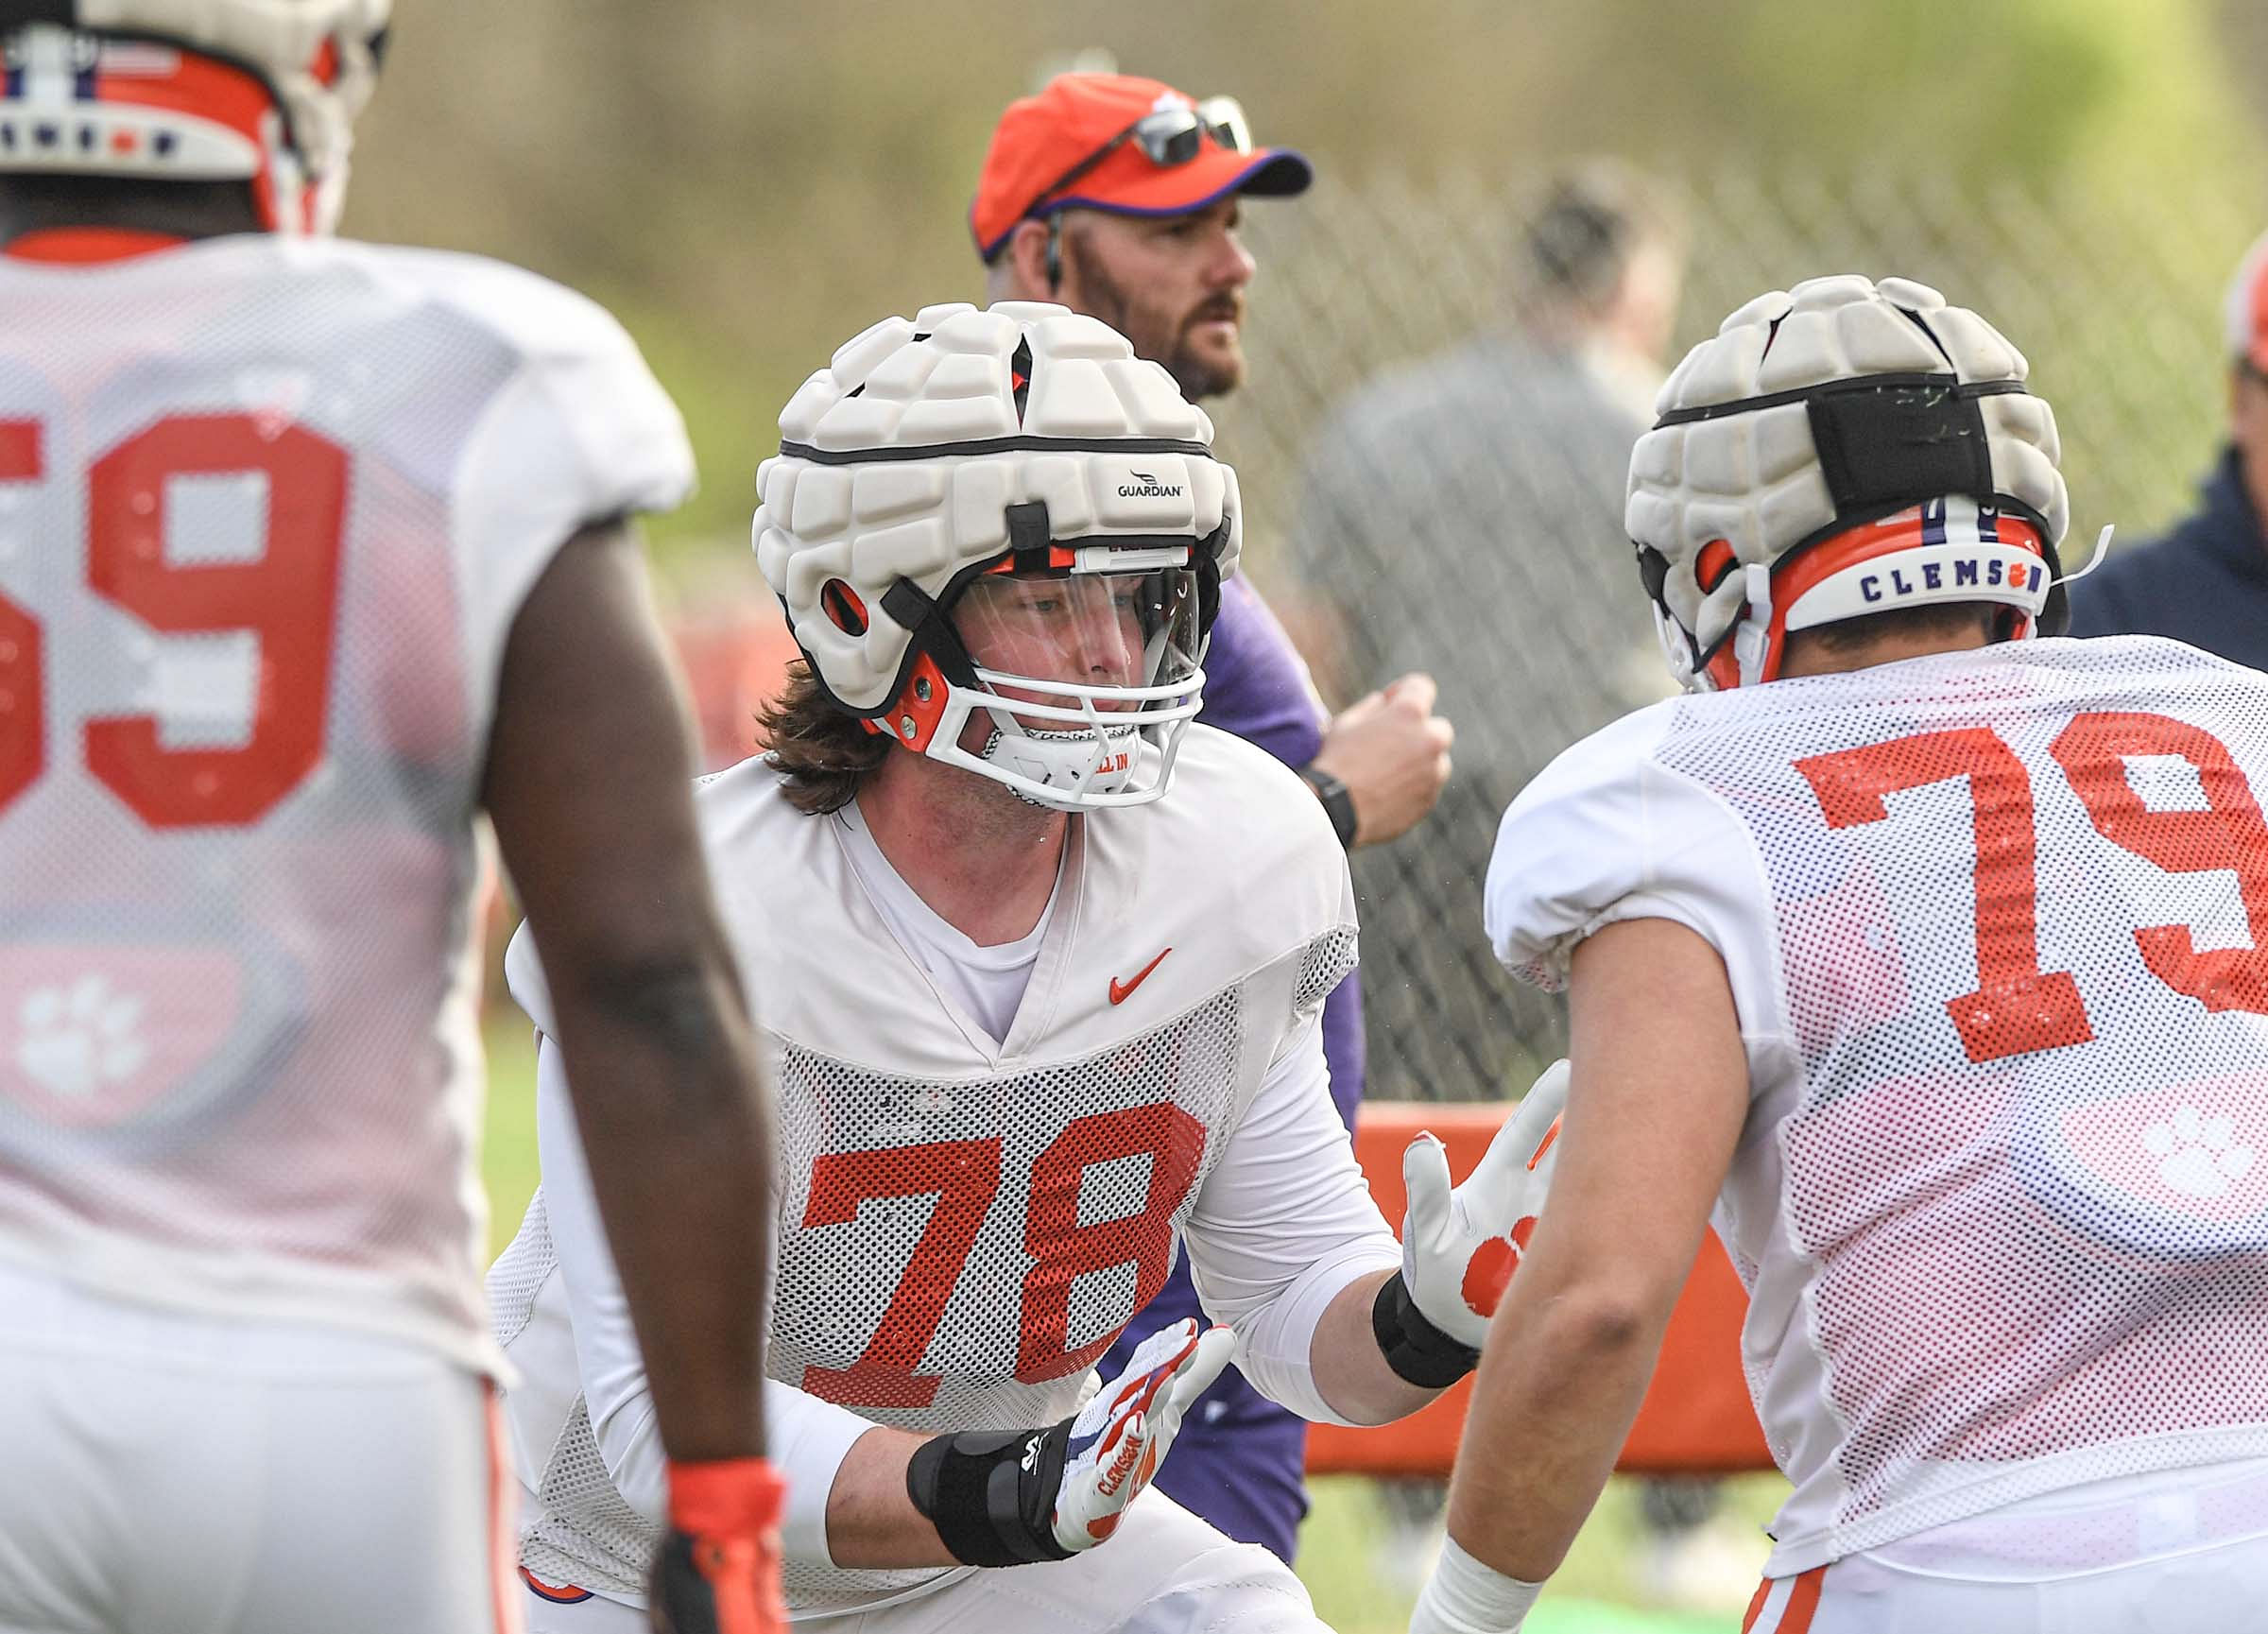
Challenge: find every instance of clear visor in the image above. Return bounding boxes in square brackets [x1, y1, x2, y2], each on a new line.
[933, 560, 1208, 809]
[951, 563, 1203, 722]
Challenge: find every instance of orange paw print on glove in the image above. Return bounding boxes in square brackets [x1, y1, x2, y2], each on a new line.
[1460, 1215, 1538, 1320]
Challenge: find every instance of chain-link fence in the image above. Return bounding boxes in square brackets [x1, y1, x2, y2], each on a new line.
[1210, 166, 2258, 1104]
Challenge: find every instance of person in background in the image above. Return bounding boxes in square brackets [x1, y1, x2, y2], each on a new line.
[968, 71, 1452, 1564]
[1286, 161, 1687, 1107]
[2068, 227, 2268, 662]
[1297, 162, 1684, 752]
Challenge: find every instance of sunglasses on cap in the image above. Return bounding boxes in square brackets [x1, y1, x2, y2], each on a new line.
[1022, 95, 1254, 224]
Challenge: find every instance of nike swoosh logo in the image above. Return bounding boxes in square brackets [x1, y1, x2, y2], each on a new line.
[1109, 947, 1173, 1006]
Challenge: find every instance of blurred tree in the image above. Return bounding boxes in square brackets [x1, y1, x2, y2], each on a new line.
[2214, 0, 2268, 139]
[343, 0, 2261, 552]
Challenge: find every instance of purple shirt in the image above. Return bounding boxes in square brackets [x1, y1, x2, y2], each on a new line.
[1097, 573, 1366, 1564]
[1194, 576, 1366, 1121]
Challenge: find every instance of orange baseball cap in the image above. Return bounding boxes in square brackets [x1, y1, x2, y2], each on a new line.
[970, 73, 1311, 262]
[2227, 229, 2268, 373]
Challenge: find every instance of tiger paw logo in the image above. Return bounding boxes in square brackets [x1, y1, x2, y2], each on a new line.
[17, 976, 147, 1101]
[1461, 1216, 1538, 1319]
[2048, 1077, 2268, 1239]
[2142, 1106, 2255, 1200]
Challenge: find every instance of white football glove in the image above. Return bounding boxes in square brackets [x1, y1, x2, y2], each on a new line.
[1051, 1317, 1232, 1550]
[903, 1317, 1232, 1565]
[1400, 1059, 1569, 1350]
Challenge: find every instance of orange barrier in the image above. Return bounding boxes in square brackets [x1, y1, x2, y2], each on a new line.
[1306, 1100, 1775, 1478]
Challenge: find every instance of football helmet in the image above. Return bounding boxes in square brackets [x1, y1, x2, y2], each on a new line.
[1627, 274, 2070, 690]
[752, 301, 1242, 812]
[0, 1, 390, 234]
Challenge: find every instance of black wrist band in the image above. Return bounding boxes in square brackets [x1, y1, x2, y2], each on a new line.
[905, 1426, 1074, 1568]
[1372, 1272, 1481, 1388]
[1300, 764, 1359, 851]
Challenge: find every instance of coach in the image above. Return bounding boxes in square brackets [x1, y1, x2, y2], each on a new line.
[2070, 229, 2268, 662]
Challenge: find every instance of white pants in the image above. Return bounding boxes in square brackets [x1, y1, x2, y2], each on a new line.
[0, 1264, 515, 1634]
[1748, 1456, 2268, 1634]
[1747, 1538, 2268, 1632]
[519, 1491, 1322, 1633]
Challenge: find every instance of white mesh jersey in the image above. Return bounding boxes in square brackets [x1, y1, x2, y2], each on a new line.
[0, 235, 694, 1373]
[1486, 635, 2268, 1575]
[490, 724, 1380, 1613]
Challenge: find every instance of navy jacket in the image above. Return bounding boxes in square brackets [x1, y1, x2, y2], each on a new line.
[2068, 449, 2268, 666]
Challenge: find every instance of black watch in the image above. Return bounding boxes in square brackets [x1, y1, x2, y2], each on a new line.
[1299, 764, 1359, 851]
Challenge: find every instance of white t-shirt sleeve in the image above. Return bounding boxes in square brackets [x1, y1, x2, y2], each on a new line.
[531, 1033, 870, 1567]
[1483, 705, 1795, 1075]
[1488, 708, 1740, 982]
[447, 272, 696, 731]
[502, 917, 556, 1038]
[1178, 1017, 1402, 1426]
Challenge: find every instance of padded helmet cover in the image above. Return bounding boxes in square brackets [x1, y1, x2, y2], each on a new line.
[0, 0, 391, 233]
[752, 300, 1242, 716]
[1626, 274, 2070, 685]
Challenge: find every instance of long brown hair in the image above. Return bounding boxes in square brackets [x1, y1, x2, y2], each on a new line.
[754, 660, 892, 816]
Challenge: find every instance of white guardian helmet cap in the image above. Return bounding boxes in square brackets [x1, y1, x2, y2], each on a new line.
[752, 301, 1242, 812]
[0, 0, 390, 235]
[1626, 274, 2070, 691]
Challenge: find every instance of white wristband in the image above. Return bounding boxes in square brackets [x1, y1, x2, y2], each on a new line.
[1408, 1534, 1545, 1634]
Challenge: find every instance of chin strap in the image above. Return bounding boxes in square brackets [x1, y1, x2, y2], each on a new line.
[1733, 563, 1775, 689]
[1650, 602, 1702, 692]
[2053, 523, 2116, 590]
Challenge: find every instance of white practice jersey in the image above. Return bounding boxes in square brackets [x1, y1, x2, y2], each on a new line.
[490, 725, 1398, 1614]
[1486, 635, 2268, 1575]
[0, 235, 693, 1373]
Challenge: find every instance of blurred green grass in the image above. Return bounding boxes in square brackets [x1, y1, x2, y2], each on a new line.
[1295, 1472, 1783, 1634]
[476, 1013, 1778, 1632]
[481, 1011, 542, 1259]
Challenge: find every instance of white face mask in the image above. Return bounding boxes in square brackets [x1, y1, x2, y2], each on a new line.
[924, 560, 1208, 811]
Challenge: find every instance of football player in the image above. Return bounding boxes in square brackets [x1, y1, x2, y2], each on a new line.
[1416, 275, 2268, 1634]
[489, 301, 1563, 1633]
[0, 6, 782, 1632]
